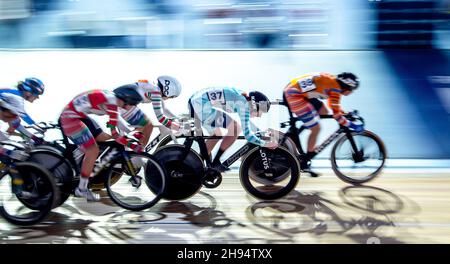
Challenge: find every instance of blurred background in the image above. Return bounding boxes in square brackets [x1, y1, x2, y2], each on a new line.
[0, 0, 448, 49]
[0, 0, 449, 159]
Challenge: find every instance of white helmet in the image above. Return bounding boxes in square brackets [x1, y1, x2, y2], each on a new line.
[0, 93, 26, 116]
[157, 75, 182, 98]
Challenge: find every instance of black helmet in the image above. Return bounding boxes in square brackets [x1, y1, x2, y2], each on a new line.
[249, 91, 271, 113]
[336, 72, 359, 91]
[113, 84, 143, 106]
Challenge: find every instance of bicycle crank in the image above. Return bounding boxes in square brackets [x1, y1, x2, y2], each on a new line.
[202, 168, 222, 189]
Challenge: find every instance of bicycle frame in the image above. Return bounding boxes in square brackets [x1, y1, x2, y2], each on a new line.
[159, 134, 258, 170]
[145, 132, 167, 153]
[29, 122, 139, 180]
[279, 100, 362, 160]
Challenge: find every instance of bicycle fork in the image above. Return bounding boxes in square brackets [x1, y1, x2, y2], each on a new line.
[122, 152, 142, 188]
[9, 167, 24, 195]
[344, 131, 364, 163]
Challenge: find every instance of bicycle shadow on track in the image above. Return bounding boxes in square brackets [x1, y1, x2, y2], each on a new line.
[246, 186, 422, 243]
[149, 191, 241, 229]
[0, 202, 168, 243]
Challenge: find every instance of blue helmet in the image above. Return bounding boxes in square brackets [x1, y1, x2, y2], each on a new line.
[18, 77, 45, 96]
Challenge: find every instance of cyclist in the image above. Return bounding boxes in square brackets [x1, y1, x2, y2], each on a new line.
[0, 93, 31, 197]
[117, 76, 183, 146]
[0, 78, 45, 144]
[188, 87, 278, 172]
[59, 88, 143, 202]
[283, 72, 363, 176]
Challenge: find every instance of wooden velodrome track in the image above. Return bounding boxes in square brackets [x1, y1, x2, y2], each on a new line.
[1, 167, 450, 244]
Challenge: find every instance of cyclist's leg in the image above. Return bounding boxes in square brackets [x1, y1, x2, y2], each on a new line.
[205, 127, 221, 156]
[80, 117, 111, 142]
[189, 98, 218, 154]
[60, 114, 100, 201]
[205, 111, 235, 154]
[284, 93, 320, 175]
[284, 94, 320, 149]
[307, 98, 326, 154]
[215, 114, 240, 158]
[202, 109, 222, 155]
[210, 112, 237, 171]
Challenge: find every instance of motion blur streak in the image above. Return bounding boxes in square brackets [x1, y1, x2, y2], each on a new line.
[0, 0, 448, 49]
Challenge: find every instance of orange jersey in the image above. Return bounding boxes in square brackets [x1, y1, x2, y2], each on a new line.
[288, 72, 344, 114]
[284, 72, 348, 126]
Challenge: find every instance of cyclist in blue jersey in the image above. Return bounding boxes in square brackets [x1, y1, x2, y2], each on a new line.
[0, 78, 45, 144]
[0, 93, 32, 197]
[188, 87, 278, 172]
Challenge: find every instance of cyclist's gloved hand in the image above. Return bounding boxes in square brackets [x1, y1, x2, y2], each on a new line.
[133, 132, 144, 140]
[115, 136, 143, 152]
[115, 136, 129, 145]
[264, 141, 279, 150]
[179, 124, 191, 136]
[7, 149, 29, 161]
[348, 122, 364, 132]
[129, 141, 143, 153]
[170, 122, 182, 132]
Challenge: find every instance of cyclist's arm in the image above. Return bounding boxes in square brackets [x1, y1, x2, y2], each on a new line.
[236, 99, 265, 147]
[249, 119, 259, 133]
[151, 89, 180, 130]
[119, 107, 151, 145]
[121, 106, 149, 128]
[104, 103, 121, 138]
[19, 112, 35, 125]
[9, 118, 35, 139]
[328, 91, 349, 126]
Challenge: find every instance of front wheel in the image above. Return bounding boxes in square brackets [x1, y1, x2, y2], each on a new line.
[240, 146, 300, 200]
[0, 162, 60, 225]
[105, 152, 166, 211]
[331, 130, 387, 184]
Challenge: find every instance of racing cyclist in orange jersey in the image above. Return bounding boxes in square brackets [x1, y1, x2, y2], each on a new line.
[283, 72, 362, 176]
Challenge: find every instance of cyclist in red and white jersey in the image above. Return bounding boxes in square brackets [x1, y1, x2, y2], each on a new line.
[59, 88, 143, 201]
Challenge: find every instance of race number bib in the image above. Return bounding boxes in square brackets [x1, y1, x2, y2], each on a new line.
[72, 94, 92, 112]
[297, 76, 317, 93]
[207, 89, 226, 105]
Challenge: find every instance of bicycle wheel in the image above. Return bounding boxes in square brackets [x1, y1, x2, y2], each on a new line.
[147, 145, 204, 200]
[240, 147, 300, 200]
[155, 134, 203, 155]
[331, 130, 387, 184]
[105, 152, 166, 211]
[29, 149, 75, 206]
[0, 162, 60, 225]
